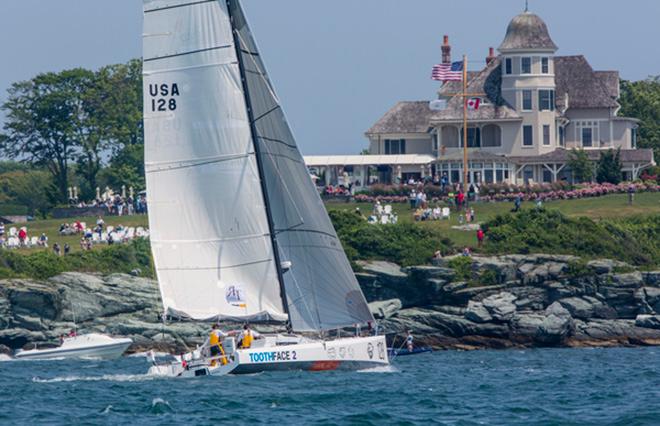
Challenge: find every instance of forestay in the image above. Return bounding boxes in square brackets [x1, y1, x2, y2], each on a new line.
[228, 0, 374, 331]
[142, 0, 286, 322]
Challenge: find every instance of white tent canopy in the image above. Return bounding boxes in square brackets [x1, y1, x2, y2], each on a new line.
[304, 154, 435, 167]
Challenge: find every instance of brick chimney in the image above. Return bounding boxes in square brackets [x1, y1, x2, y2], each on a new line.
[441, 35, 451, 64]
[486, 47, 496, 65]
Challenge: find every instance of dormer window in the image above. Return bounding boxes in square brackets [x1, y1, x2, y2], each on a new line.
[521, 57, 531, 74]
[541, 57, 549, 74]
[505, 58, 513, 75]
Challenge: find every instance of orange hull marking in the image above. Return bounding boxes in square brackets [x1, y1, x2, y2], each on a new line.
[309, 361, 341, 371]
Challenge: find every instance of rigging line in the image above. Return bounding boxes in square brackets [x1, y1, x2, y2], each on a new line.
[145, 152, 254, 173]
[274, 228, 340, 240]
[235, 28, 281, 102]
[262, 150, 306, 228]
[257, 135, 298, 150]
[251, 105, 281, 125]
[144, 44, 233, 62]
[157, 258, 273, 271]
[144, 0, 216, 13]
[228, 0, 291, 322]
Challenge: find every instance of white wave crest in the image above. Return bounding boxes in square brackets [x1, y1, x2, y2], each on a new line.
[129, 351, 171, 358]
[358, 364, 400, 374]
[0, 354, 14, 362]
[32, 373, 158, 383]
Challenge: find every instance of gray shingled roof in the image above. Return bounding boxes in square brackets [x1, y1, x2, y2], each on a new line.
[498, 12, 558, 52]
[366, 101, 433, 135]
[555, 56, 620, 110]
[509, 148, 654, 164]
[432, 58, 520, 122]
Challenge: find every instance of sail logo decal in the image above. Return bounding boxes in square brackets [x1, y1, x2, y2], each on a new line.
[226, 285, 246, 308]
[148, 83, 179, 112]
[248, 350, 298, 363]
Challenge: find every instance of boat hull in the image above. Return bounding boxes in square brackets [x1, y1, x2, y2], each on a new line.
[150, 335, 389, 378]
[14, 335, 133, 361]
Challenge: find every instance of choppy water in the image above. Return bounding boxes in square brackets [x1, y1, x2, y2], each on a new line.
[1, 347, 659, 425]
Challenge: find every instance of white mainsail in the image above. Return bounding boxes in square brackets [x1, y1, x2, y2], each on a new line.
[143, 0, 374, 330]
[143, 0, 286, 322]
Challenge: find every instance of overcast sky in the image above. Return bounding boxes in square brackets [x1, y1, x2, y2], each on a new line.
[1, 0, 658, 155]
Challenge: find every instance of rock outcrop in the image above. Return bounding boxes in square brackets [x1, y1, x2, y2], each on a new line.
[2, 254, 660, 353]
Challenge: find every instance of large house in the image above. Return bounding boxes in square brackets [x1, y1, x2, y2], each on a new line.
[308, 10, 654, 187]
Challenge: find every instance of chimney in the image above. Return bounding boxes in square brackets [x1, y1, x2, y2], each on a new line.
[486, 47, 496, 65]
[441, 35, 451, 64]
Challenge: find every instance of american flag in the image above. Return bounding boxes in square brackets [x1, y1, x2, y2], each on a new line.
[431, 61, 463, 81]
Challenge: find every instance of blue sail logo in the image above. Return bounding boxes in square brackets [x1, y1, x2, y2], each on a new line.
[226, 285, 246, 308]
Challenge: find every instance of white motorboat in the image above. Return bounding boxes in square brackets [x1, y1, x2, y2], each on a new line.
[14, 334, 133, 361]
[142, 0, 389, 378]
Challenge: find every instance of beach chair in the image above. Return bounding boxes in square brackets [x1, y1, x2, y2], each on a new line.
[380, 215, 389, 225]
[442, 208, 451, 220]
[92, 233, 100, 243]
[136, 227, 145, 237]
[384, 205, 393, 215]
[30, 236, 38, 247]
[7, 237, 18, 249]
[106, 226, 114, 233]
[9, 227, 17, 237]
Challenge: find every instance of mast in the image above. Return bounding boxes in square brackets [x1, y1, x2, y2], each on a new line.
[226, 0, 291, 322]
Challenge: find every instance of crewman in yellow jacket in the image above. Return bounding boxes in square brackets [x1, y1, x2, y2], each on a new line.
[208, 324, 227, 366]
[238, 324, 259, 349]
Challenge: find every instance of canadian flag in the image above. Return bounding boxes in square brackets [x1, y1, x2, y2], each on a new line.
[467, 98, 481, 110]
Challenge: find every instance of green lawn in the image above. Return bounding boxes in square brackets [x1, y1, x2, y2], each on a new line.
[11, 215, 149, 254]
[9, 192, 660, 255]
[325, 192, 660, 249]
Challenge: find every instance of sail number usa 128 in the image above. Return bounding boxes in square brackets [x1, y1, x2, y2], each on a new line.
[149, 83, 179, 112]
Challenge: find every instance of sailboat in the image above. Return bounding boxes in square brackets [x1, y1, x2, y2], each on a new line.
[142, 0, 388, 377]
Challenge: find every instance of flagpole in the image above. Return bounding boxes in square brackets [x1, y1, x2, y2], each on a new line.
[462, 54, 468, 194]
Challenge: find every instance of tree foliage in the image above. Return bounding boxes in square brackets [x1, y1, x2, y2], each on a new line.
[0, 170, 55, 218]
[567, 149, 593, 183]
[0, 61, 143, 202]
[596, 148, 623, 184]
[619, 76, 660, 159]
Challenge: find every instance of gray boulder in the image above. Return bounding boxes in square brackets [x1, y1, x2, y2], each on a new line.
[643, 271, 660, 287]
[558, 296, 617, 320]
[465, 301, 492, 323]
[369, 299, 402, 319]
[482, 292, 517, 321]
[610, 272, 644, 288]
[635, 315, 660, 330]
[510, 302, 573, 345]
[587, 259, 632, 275]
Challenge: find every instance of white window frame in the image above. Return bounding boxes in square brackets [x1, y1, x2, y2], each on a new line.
[522, 125, 534, 147]
[521, 90, 533, 111]
[543, 125, 551, 146]
[521, 57, 532, 74]
[575, 121, 599, 148]
[541, 57, 549, 74]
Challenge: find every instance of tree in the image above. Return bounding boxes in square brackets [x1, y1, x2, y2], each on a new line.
[567, 149, 593, 183]
[596, 148, 623, 184]
[619, 76, 660, 159]
[75, 60, 143, 199]
[1, 69, 91, 201]
[99, 143, 145, 191]
[0, 170, 55, 217]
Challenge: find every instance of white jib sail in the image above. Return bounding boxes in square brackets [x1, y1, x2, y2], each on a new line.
[142, 0, 287, 322]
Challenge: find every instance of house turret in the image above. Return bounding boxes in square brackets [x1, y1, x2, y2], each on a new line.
[499, 11, 558, 154]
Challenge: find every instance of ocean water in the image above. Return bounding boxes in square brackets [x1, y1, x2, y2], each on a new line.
[0, 347, 658, 425]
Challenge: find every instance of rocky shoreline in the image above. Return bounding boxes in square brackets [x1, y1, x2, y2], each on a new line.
[1, 254, 659, 355]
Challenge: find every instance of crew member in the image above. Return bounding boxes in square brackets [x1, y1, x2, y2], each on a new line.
[238, 324, 259, 349]
[406, 330, 414, 352]
[208, 324, 227, 366]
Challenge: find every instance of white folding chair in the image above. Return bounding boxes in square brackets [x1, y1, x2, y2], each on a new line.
[442, 208, 451, 220]
[384, 205, 393, 215]
[9, 227, 17, 237]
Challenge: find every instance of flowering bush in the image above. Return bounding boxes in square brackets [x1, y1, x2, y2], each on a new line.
[347, 182, 659, 204]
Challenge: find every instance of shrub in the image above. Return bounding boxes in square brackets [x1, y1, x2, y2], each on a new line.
[482, 209, 660, 266]
[448, 256, 473, 281]
[329, 210, 454, 267]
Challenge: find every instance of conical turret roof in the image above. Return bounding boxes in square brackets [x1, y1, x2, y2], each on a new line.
[498, 11, 557, 52]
